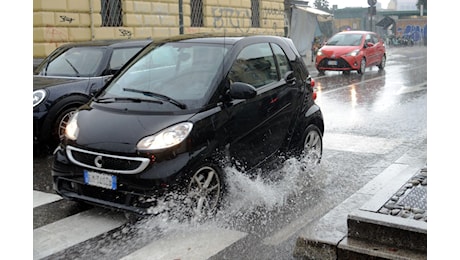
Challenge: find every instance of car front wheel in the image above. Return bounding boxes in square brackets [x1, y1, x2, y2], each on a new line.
[186, 164, 224, 219]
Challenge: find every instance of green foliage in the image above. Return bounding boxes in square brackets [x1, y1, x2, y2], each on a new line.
[313, 0, 330, 12]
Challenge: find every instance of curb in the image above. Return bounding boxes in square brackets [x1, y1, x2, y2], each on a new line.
[293, 143, 427, 259]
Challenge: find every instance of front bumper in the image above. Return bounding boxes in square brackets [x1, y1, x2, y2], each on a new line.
[316, 56, 360, 71]
[52, 145, 192, 215]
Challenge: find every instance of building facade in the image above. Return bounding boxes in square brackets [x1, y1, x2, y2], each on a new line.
[33, 0, 287, 58]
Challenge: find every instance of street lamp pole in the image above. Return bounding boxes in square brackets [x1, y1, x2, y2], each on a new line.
[368, 0, 377, 31]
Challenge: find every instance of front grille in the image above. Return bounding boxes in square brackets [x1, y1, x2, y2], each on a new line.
[66, 145, 150, 174]
[57, 177, 157, 214]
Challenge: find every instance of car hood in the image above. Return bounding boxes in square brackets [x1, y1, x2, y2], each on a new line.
[73, 105, 195, 153]
[33, 76, 89, 91]
[319, 45, 361, 57]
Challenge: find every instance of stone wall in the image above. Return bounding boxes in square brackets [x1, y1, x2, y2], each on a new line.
[33, 0, 286, 58]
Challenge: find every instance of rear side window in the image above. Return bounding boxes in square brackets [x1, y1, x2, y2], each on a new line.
[110, 47, 142, 70]
[229, 43, 277, 88]
[271, 43, 291, 78]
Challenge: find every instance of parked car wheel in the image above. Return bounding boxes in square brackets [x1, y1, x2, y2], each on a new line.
[50, 96, 89, 145]
[186, 163, 225, 219]
[357, 57, 366, 75]
[300, 125, 323, 165]
[378, 55, 386, 70]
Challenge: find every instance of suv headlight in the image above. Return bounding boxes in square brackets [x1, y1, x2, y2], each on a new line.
[137, 122, 193, 150]
[65, 112, 79, 140]
[33, 89, 47, 107]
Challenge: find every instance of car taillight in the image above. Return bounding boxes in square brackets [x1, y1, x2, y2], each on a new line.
[308, 78, 317, 100]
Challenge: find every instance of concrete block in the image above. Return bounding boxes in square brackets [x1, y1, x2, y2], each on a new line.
[68, 27, 91, 42]
[33, 12, 55, 26]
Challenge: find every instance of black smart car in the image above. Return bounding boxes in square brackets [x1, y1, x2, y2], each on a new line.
[33, 39, 152, 153]
[52, 34, 324, 218]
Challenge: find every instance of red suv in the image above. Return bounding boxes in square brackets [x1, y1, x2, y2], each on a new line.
[315, 30, 386, 75]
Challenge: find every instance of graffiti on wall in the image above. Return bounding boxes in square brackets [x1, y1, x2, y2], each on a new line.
[59, 15, 75, 23]
[397, 24, 427, 43]
[211, 7, 251, 33]
[119, 29, 132, 38]
[44, 25, 68, 46]
[210, 7, 284, 35]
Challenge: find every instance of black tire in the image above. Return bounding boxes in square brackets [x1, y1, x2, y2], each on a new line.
[300, 125, 323, 165]
[378, 55, 386, 70]
[357, 57, 366, 75]
[185, 162, 225, 219]
[49, 96, 89, 146]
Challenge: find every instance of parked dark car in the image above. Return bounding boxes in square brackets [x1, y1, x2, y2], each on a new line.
[315, 30, 386, 75]
[52, 34, 324, 219]
[33, 39, 152, 153]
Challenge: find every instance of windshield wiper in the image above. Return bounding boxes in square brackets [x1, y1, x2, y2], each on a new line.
[123, 88, 187, 109]
[65, 58, 81, 77]
[94, 97, 163, 104]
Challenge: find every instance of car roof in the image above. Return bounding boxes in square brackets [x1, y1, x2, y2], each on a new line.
[152, 33, 290, 46]
[337, 30, 375, 35]
[57, 39, 153, 49]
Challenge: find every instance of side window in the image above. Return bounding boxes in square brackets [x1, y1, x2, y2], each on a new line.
[228, 43, 277, 88]
[271, 43, 292, 78]
[365, 34, 373, 44]
[110, 47, 142, 70]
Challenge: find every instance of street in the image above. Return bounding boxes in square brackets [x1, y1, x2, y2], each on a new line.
[33, 45, 427, 259]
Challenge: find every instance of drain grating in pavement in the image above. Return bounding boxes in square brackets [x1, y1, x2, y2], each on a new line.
[378, 167, 427, 222]
[399, 185, 427, 210]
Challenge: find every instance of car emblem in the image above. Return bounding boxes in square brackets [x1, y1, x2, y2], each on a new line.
[331, 54, 335, 58]
[94, 155, 103, 168]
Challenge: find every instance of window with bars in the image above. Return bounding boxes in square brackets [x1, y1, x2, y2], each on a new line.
[251, 0, 260, 27]
[190, 0, 203, 27]
[101, 0, 123, 27]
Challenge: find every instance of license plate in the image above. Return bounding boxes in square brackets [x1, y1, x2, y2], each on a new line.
[328, 60, 338, 66]
[84, 170, 117, 190]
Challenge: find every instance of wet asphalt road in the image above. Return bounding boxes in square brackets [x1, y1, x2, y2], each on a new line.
[33, 45, 427, 259]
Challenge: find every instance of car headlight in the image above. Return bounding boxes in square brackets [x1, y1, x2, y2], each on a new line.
[347, 49, 360, 57]
[33, 89, 47, 107]
[137, 122, 193, 151]
[65, 112, 79, 140]
[316, 50, 323, 56]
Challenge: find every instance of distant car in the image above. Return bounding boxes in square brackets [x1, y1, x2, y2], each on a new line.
[52, 34, 324, 218]
[315, 30, 386, 75]
[33, 39, 152, 153]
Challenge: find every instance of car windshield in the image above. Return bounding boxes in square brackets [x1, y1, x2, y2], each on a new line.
[38, 47, 106, 77]
[326, 33, 363, 46]
[100, 42, 229, 110]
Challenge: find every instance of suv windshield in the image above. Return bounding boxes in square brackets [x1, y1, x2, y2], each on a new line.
[100, 42, 229, 110]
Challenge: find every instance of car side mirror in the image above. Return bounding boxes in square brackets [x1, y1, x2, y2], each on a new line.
[366, 42, 374, 47]
[284, 71, 296, 86]
[228, 82, 257, 99]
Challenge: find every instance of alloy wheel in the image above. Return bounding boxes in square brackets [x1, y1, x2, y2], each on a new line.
[187, 166, 222, 218]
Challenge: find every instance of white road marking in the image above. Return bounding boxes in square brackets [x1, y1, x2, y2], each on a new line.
[396, 82, 427, 95]
[33, 190, 62, 208]
[121, 226, 247, 260]
[33, 208, 127, 259]
[323, 133, 402, 154]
